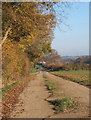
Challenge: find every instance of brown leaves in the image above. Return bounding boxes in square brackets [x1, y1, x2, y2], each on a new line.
[2, 75, 36, 118]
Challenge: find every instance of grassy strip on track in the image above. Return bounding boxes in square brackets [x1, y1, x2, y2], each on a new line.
[43, 74, 49, 79]
[51, 70, 90, 87]
[49, 98, 78, 113]
[45, 81, 58, 95]
[43, 73, 79, 114]
[43, 74, 58, 95]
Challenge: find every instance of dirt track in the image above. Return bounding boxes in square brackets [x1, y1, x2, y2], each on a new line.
[10, 71, 90, 118]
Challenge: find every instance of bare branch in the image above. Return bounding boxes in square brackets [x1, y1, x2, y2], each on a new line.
[0, 27, 11, 46]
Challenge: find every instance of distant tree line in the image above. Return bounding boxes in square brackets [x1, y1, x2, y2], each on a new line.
[41, 56, 90, 71]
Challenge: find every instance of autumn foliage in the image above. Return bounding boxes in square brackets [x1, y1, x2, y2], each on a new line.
[2, 2, 56, 86]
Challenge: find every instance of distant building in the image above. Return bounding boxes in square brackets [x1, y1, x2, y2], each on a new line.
[42, 61, 46, 64]
[38, 61, 46, 65]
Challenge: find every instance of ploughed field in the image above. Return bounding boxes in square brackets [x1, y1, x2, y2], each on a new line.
[51, 70, 90, 87]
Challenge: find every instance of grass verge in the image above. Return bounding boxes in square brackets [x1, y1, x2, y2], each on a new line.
[43, 74, 48, 79]
[43, 74, 58, 95]
[2, 74, 36, 118]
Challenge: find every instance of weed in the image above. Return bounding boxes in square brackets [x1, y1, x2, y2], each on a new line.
[49, 98, 78, 113]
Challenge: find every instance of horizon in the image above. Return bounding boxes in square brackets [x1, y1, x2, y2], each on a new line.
[61, 54, 90, 57]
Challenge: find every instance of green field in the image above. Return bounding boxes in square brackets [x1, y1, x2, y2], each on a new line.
[51, 70, 90, 87]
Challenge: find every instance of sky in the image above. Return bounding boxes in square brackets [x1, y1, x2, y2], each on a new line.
[51, 2, 89, 56]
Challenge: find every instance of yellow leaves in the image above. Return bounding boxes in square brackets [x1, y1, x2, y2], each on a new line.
[40, 53, 45, 58]
[2, 2, 56, 86]
[2, 38, 26, 85]
[3, 39, 16, 59]
[19, 44, 25, 49]
[24, 35, 35, 46]
[18, 34, 36, 52]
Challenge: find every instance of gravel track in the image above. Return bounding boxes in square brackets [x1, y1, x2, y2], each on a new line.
[10, 71, 90, 118]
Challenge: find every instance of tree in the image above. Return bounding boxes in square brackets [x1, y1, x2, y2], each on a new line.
[2, 2, 56, 85]
[2, 2, 70, 86]
[39, 50, 61, 64]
